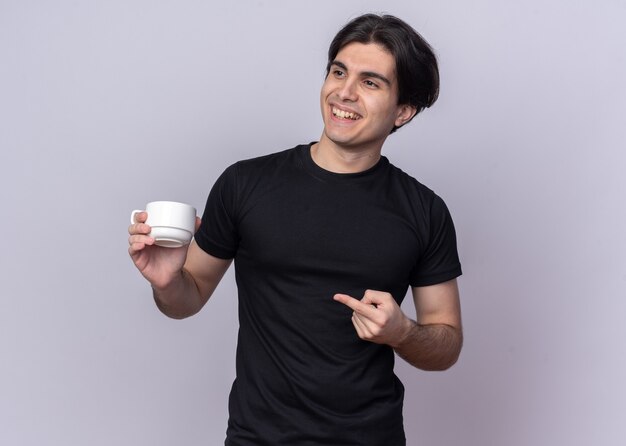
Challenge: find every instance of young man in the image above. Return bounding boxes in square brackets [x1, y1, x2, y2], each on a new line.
[129, 14, 462, 445]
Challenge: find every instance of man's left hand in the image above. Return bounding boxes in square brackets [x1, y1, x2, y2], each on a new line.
[333, 290, 413, 348]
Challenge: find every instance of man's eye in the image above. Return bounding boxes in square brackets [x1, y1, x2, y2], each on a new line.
[333, 70, 345, 77]
[364, 80, 378, 88]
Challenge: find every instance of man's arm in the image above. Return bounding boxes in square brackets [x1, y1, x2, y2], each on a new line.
[333, 278, 462, 371]
[393, 279, 462, 371]
[152, 241, 232, 319]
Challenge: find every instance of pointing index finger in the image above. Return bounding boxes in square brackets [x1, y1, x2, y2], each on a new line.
[333, 293, 377, 318]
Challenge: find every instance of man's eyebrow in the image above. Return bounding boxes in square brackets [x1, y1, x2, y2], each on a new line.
[330, 60, 392, 86]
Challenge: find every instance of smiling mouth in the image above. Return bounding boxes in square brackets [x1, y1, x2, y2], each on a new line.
[332, 106, 362, 120]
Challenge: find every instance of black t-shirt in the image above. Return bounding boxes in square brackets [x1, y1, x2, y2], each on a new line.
[195, 144, 462, 445]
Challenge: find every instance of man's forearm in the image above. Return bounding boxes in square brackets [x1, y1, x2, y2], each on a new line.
[152, 268, 204, 319]
[393, 321, 463, 371]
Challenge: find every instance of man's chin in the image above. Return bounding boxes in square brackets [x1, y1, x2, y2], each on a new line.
[322, 128, 360, 147]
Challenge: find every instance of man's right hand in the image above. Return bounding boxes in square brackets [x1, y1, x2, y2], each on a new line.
[129, 211, 230, 319]
[128, 211, 200, 290]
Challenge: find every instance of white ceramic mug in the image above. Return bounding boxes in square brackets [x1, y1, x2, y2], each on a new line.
[130, 201, 197, 248]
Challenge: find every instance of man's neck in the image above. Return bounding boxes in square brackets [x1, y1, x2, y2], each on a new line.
[311, 137, 383, 174]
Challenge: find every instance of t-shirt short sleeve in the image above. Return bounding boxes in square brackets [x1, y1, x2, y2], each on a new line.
[194, 164, 239, 259]
[409, 194, 462, 287]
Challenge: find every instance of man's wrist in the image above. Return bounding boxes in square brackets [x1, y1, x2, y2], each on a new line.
[391, 317, 417, 349]
[151, 269, 185, 296]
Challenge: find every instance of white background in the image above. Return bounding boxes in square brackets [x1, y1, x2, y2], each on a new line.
[1, 1, 625, 444]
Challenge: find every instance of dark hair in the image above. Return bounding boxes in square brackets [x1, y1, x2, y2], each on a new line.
[326, 14, 440, 132]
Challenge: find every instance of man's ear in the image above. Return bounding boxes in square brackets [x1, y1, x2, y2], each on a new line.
[394, 104, 418, 128]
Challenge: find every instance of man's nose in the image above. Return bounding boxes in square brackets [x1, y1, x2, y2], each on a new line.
[338, 79, 358, 101]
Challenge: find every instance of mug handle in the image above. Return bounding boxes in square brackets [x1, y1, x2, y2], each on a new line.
[130, 209, 144, 224]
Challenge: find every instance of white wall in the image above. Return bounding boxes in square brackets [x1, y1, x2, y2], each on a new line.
[1, 1, 625, 444]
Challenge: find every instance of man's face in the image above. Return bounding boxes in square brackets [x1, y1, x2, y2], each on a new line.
[319, 42, 416, 153]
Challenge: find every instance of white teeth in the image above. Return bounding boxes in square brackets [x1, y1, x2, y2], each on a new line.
[332, 107, 359, 120]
